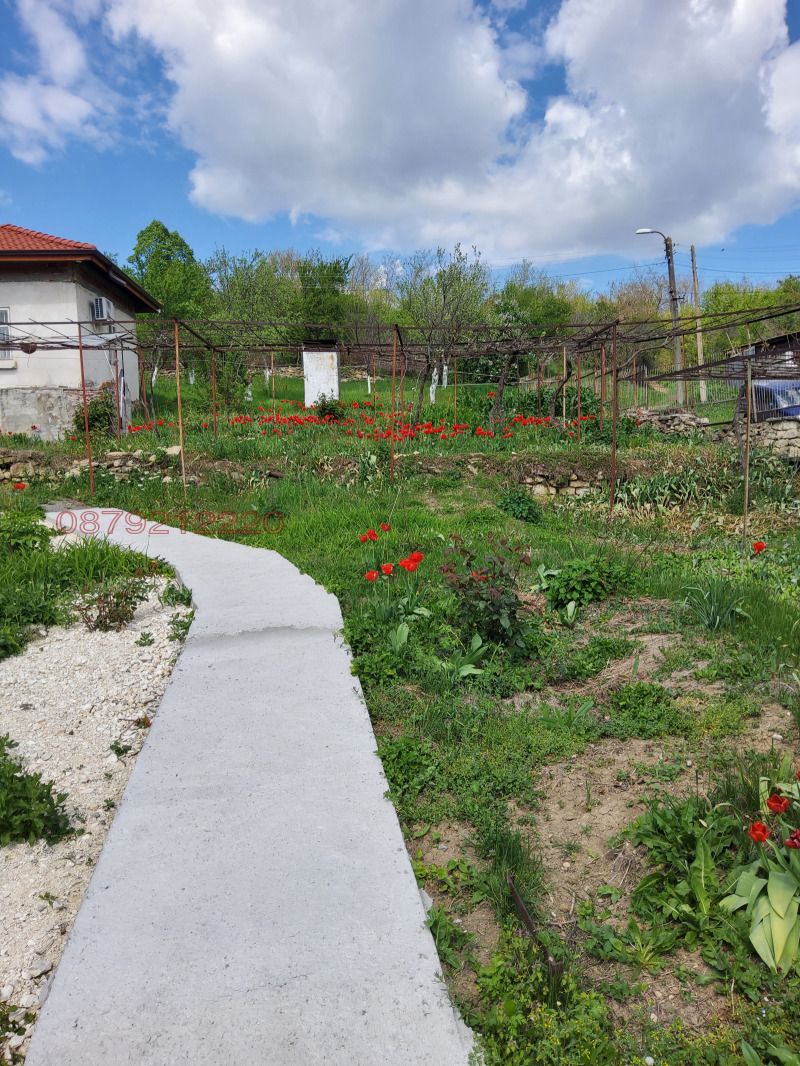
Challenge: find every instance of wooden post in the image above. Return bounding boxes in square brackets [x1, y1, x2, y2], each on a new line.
[390, 326, 398, 482]
[113, 349, 122, 440]
[140, 351, 150, 423]
[742, 360, 752, 551]
[174, 321, 187, 499]
[562, 346, 567, 422]
[211, 348, 218, 439]
[632, 352, 637, 407]
[576, 347, 581, 442]
[691, 245, 707, 404]
[77, 323, 94, 495]
[609, 326, 618, 519]
[600, 344, 606, 432]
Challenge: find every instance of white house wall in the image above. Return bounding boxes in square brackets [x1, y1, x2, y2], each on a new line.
[0, 269, 81, 388]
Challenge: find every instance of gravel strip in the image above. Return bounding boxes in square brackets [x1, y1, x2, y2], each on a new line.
[0, 581, 190, 1062]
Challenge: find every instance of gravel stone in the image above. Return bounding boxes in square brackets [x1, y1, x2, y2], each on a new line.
[0, 578, 188, 1060]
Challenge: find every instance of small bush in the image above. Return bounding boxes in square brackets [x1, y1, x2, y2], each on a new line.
[441, 536, 533, 651]
[546, 555, 634, 611]
[0, 734, 72, 845]
[73, 395, 115, 437]
[0, 510, 53, 555]
[497, 490, 543, 525]
[77, 579, 148, 631]
[601, 682, 686, 739]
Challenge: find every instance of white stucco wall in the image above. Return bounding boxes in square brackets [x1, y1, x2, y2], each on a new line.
[0, 267, 141, 434]
[303, 350, 340, 407]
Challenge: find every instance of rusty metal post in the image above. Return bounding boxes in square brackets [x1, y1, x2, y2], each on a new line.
[390, 327, 398, 482]
[632, 351, 637, 407]
[454, 356, 458, 425]
[609, 326, 618, 519]
[174, 321, 187, 499]
[77, 323, 95, 495]
[537, 359, 542, 418]
[271, 351, 275, 418]
[600, 344, 606, 432]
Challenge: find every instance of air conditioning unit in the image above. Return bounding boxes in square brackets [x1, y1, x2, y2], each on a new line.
[92, 297, 114, 323]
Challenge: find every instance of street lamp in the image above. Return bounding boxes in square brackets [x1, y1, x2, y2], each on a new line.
[636, 228, 685, 406]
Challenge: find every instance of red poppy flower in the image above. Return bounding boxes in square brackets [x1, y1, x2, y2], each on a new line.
[748, 822, 770, 843]
[752, 541, 766, 554]
[487, 391, 496, 398]
[767, 794, 790, 815]
[70, 436, 76, 441]
[366, 529, 379, 542]
[786, 829, 800, 849]
[381, 563, 393, 576]
[365, 571, 379, 582]
[380, 522, 391, 532]
[409, 551, 424, 563]
[398, 558, 418, 573]
[12, 482, 26, 490]
[359, 534, 369, 543]
[471, 570, 488, 580]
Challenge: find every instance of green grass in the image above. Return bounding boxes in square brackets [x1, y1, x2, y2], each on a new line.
[3, 372, 800, 1064]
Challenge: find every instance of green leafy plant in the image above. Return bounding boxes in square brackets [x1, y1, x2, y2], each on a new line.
[135, 631, 154, 646]
[441, 535, 532, 651]
[77, 579, 148, 631]
[539, 696, 595, 732]
[0, 509, 53, 554]
[602, 682, 686, 740]
[545, 554, 634, 611]
[425, 905, 474, 969]
[0, 734, 72, 845]
[387, 622, 410, 655]
[73, 395, 114, 437]
[433, 633, 486, 684]
[684, 576, 749, 631]
[168, 611, 193, 642]
[497, 489, 543, 525]
[160, 581, 192, 607]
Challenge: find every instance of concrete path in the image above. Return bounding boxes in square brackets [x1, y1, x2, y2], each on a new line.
[27, 510, 473, 1065]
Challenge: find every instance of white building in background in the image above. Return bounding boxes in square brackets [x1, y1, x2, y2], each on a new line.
[0, 224, 160, 439]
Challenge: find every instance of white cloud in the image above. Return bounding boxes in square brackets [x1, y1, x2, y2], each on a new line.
[3, 0, 800, 258]
[0, 0, 112, 163]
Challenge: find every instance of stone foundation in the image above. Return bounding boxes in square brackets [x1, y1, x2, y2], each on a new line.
[712, 418, 800, 460]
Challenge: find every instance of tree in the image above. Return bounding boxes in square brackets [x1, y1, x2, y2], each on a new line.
[126, 220, 213, 319]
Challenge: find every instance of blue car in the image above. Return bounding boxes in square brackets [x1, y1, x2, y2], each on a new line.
[753, 379, 800, 421]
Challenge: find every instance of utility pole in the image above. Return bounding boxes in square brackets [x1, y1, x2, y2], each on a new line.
[636, 228, 685, 407]
[691, 245, 707, 403]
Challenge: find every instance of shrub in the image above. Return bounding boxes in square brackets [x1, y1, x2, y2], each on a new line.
[0, 509, 53, 555]
[441, 536, 532, 651]
[497, 490, 543, 525]
[545, 555, 634, 611]
[0, 735, 72, 845]
[77, 579, 148, 631]
[73, 395, 115, 437]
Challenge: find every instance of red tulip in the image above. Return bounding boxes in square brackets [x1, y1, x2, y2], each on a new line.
[381, 563, 393, 576]
[767, 794, 790, 815]
[359, 534, 369, 543]
[367, 529, 379, 542]
[409, 551, 424, 563]
[786, 829, 800, 849]
[753, 541, 766, 554]
[748, 822, 770, 843]
[365, 571, 379, 582]
[381, 522, 391, 532]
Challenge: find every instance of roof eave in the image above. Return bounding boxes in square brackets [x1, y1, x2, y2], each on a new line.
[0, 248, 162, 314]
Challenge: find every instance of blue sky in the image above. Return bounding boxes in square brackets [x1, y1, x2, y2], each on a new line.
[2, 0, 800, 297]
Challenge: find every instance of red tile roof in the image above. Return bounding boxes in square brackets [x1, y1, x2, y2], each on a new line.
[0, 224, 97, 252]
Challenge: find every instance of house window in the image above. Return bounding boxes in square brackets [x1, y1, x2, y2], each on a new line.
[0, 310, 9, 358]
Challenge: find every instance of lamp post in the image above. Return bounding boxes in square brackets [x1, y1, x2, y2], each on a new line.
[636, 228, 685, 406]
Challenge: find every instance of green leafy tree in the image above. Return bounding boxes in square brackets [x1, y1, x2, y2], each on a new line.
[126, 220, 213, 319]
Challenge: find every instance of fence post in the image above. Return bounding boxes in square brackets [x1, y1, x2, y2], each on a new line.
[174, 320, 187, 500]
[609, 326, 618, 519]
[78, 323, 94, 495]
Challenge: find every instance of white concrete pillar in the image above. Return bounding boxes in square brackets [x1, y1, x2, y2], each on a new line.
[303, 350, 340, 407]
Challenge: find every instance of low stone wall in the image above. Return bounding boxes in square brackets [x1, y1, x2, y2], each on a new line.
[626, 408, 710, 435]
[712, 418, 800, 459]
